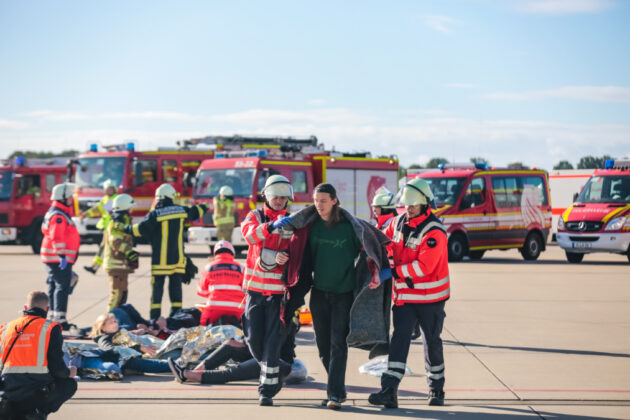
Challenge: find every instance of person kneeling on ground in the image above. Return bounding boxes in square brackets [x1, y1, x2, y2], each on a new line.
[0, 291, 77, 419]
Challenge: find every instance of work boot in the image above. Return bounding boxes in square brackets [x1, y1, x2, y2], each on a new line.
[326, 396, 342, 410]
[368, 387, 398, 409]
[259, 396, 273, 406]
[428, 390, 445, 406]
[83, 265, 97, 275]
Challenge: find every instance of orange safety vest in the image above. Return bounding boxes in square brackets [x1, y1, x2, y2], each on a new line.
[384, 210, 450, 305]
[0, 315, 57, 375]
[241, 205, 292, 295]
[197, 253, 245, 313]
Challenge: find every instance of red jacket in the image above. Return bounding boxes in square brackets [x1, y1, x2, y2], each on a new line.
[383, 210, 450, 305]
[240, 204, 292, 295]
[376, 213, 395, 230]
[40, 201, 80, 264]
[197, 253, 245, 320]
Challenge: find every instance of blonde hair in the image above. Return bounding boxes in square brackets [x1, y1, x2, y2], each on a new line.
[89, 313, 116, 337]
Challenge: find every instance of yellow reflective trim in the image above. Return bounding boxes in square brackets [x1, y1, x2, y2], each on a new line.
[260, 160, 311, 166]
[160, 221, 168, 266]
[602, 205, 630, 223]
[170, 302, 183, 308]
[561, 205, 574, 223]
[242, 144, 280, 149]
[132, 224, 141, 237]
[150, 303, 162, 309]
[178, 218, 184, 267]
[156, 213, 186, 222]
[475, 170, 547, 175]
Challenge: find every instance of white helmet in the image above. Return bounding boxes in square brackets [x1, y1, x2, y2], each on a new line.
[155, 183, 177, 200]
[214, 240, 235, 256]
[263, 175, 293, 199]
[399, 178, 436, 208]
[219, 185, 234, 197]
[102, 179, 115, 191]
[50, 183, 76, 201]
[112, 194, 135, 211]
[372, 192, 396, 209]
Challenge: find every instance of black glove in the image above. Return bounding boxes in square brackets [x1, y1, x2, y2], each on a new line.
[123, 225, 133, 235]
[404, 278, 414, 289]
[391, 268, 400, 279]
[126, 250, 139, 270]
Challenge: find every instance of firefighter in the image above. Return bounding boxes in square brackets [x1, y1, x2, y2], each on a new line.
[0, 291, 77, 419]
[40, 182, 80, 330]
[213, 185, 235, 242]
[240, 174, 293, 406]
[102, 194, 139, 311]
[197, 240, 245, 326]
[372, 191, 397, 230]
[369, 178, 450, 408]
[82, 179, 118, 274]
[125, 184, 207, 320]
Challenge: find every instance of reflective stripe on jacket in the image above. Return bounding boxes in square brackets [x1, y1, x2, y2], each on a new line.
[197, 253, 245, 313]
[84, 194, 117, 230]
[40, 201, 80, 264]
[212, 197, 235, 226]
[241, 206, 292, 295]
[103, 215, 134, 271]
[0, 316, 57, 375]
[384, 210, 450, 305]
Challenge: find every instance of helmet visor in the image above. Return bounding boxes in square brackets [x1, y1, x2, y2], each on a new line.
[399, 186, 426, 206]
[265, 182, 293, 199]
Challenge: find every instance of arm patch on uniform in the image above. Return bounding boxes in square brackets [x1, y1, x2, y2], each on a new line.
[427, 237, 437, 248]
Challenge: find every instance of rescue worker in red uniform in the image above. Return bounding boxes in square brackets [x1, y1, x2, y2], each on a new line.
[372, 190, 397, 231]
[369, 178, 450, 408]
[240, 174, 293, 406]
[197, 240, 245, 326]
[0, 291, 77, 419]
[40, 183, 80, 330]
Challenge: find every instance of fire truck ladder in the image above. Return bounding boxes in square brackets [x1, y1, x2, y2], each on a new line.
[177, 135, 320, 153]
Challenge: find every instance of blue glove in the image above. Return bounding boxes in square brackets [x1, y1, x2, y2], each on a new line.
[59, 256, 67, 270]
[379, 268, 392, 281]
[270, 217, 291, 231]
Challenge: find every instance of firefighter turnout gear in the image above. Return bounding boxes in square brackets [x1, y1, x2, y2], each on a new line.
[371, 208, 450, 405]
[41, 201, 80, 326]
[103, 210, 136, 310]
[240, 202, 293, 401]
[82, 182, 118, 273]
[127, 196, 207, 318]
[400, 178, 437, 209]
[197, 252, 245, 326]
[213, 194, 235, 242]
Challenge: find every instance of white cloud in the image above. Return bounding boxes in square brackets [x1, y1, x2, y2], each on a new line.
[485, 86, 630, 103]
[445, 83, 480, 89]
[517, 0, 615, 14]
[421, 14, 458, 33]
[0, 119, 28, 129]
[101, 111, 202, 121]
[22, 110, 89, 121]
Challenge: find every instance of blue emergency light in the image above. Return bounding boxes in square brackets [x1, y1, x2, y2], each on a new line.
[474, 162, 488, 170]
[215, 152, 226, 159]
[15, 157, 26, 167]
[126, 142, 135, 151]
[90, 144, 98, 152]
[257, 150, 268, 157]
[605, 159, 615, 169]
[437, 163, 445, 170]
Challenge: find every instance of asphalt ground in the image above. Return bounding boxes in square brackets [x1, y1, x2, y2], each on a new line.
[0, 243, 629, 419]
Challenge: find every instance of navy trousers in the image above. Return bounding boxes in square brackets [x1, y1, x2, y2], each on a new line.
[381, 300, 446, 392]
[45, 262, 73, 324]
[150, 274, 183, 319]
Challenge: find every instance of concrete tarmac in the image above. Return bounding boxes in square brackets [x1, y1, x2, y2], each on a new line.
[0, 243, 628, 419]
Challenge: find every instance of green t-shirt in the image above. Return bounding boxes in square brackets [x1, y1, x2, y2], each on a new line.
[308, 216, 362, 293]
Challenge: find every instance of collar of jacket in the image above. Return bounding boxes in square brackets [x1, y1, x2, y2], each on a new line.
[213, 253, 235, 264]
[407, 209, 432, 229]
[377, 213, 394, 227]
[156, 198, 173, 208]
[263, 203, 287, 220]
[112, 211, 130, 223]
[52, 200, 73, 215]
[23, 307, 48, 318]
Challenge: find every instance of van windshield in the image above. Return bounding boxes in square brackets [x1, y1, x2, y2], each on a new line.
[194, 168, 256, 198]
[577, 175, 630, 203]
[0, 171, 14, 200]
[423, 177, 467, 205]
[75, 157, 126, 189]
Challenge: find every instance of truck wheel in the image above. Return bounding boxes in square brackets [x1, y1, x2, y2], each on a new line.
[448, 233, 467, 262]
[469, 250, 485, 260]
[30, 228, 43, 254]
[565, 251, 584, 263]
[521, 232, 542, 261]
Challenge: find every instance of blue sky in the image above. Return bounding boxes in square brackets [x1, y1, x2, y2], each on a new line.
[1, 0, 629, 169]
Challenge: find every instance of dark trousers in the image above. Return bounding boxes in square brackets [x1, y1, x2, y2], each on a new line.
[203, 342, 252, 370]
[110, 304, 149, 331]
[150, 274, 183, 319]
[45, 262, 73, 324]
[242, 292, 283, 398]
[8, 377, 77, 416]
[381, 300, 446, 392]
[309, 288, 353, 400]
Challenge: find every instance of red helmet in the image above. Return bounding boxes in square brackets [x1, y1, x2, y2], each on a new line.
[214, 240, 235, 256]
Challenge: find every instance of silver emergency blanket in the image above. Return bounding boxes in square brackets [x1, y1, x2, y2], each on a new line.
[112, 329, 165, 349]
[63, 341, 142, 380]
[154, 324, 243, 368]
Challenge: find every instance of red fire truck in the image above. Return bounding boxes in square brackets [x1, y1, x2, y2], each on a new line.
[186, 136, 399, 252]
[408, 163, 552, 261]
[556, 158, 630, 263]
[0, 157, 72, 253]
[72, 142, 215, 241]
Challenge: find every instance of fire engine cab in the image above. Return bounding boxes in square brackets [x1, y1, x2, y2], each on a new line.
[186, 135, 399, 252]
[556, 158, 630, 263]
[72, 142, 214, 241]
[409, 163, 552, 261]
[0, 157, 71, 253]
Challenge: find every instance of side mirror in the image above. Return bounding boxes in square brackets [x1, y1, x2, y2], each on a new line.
[572, 192, 579, 202]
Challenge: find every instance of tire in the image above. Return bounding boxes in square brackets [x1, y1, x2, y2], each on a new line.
[521, 232, 542, 261]
[448, 233, 467, 262]
[565, 251, 584, 263]
[469, 250, 485, 260]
